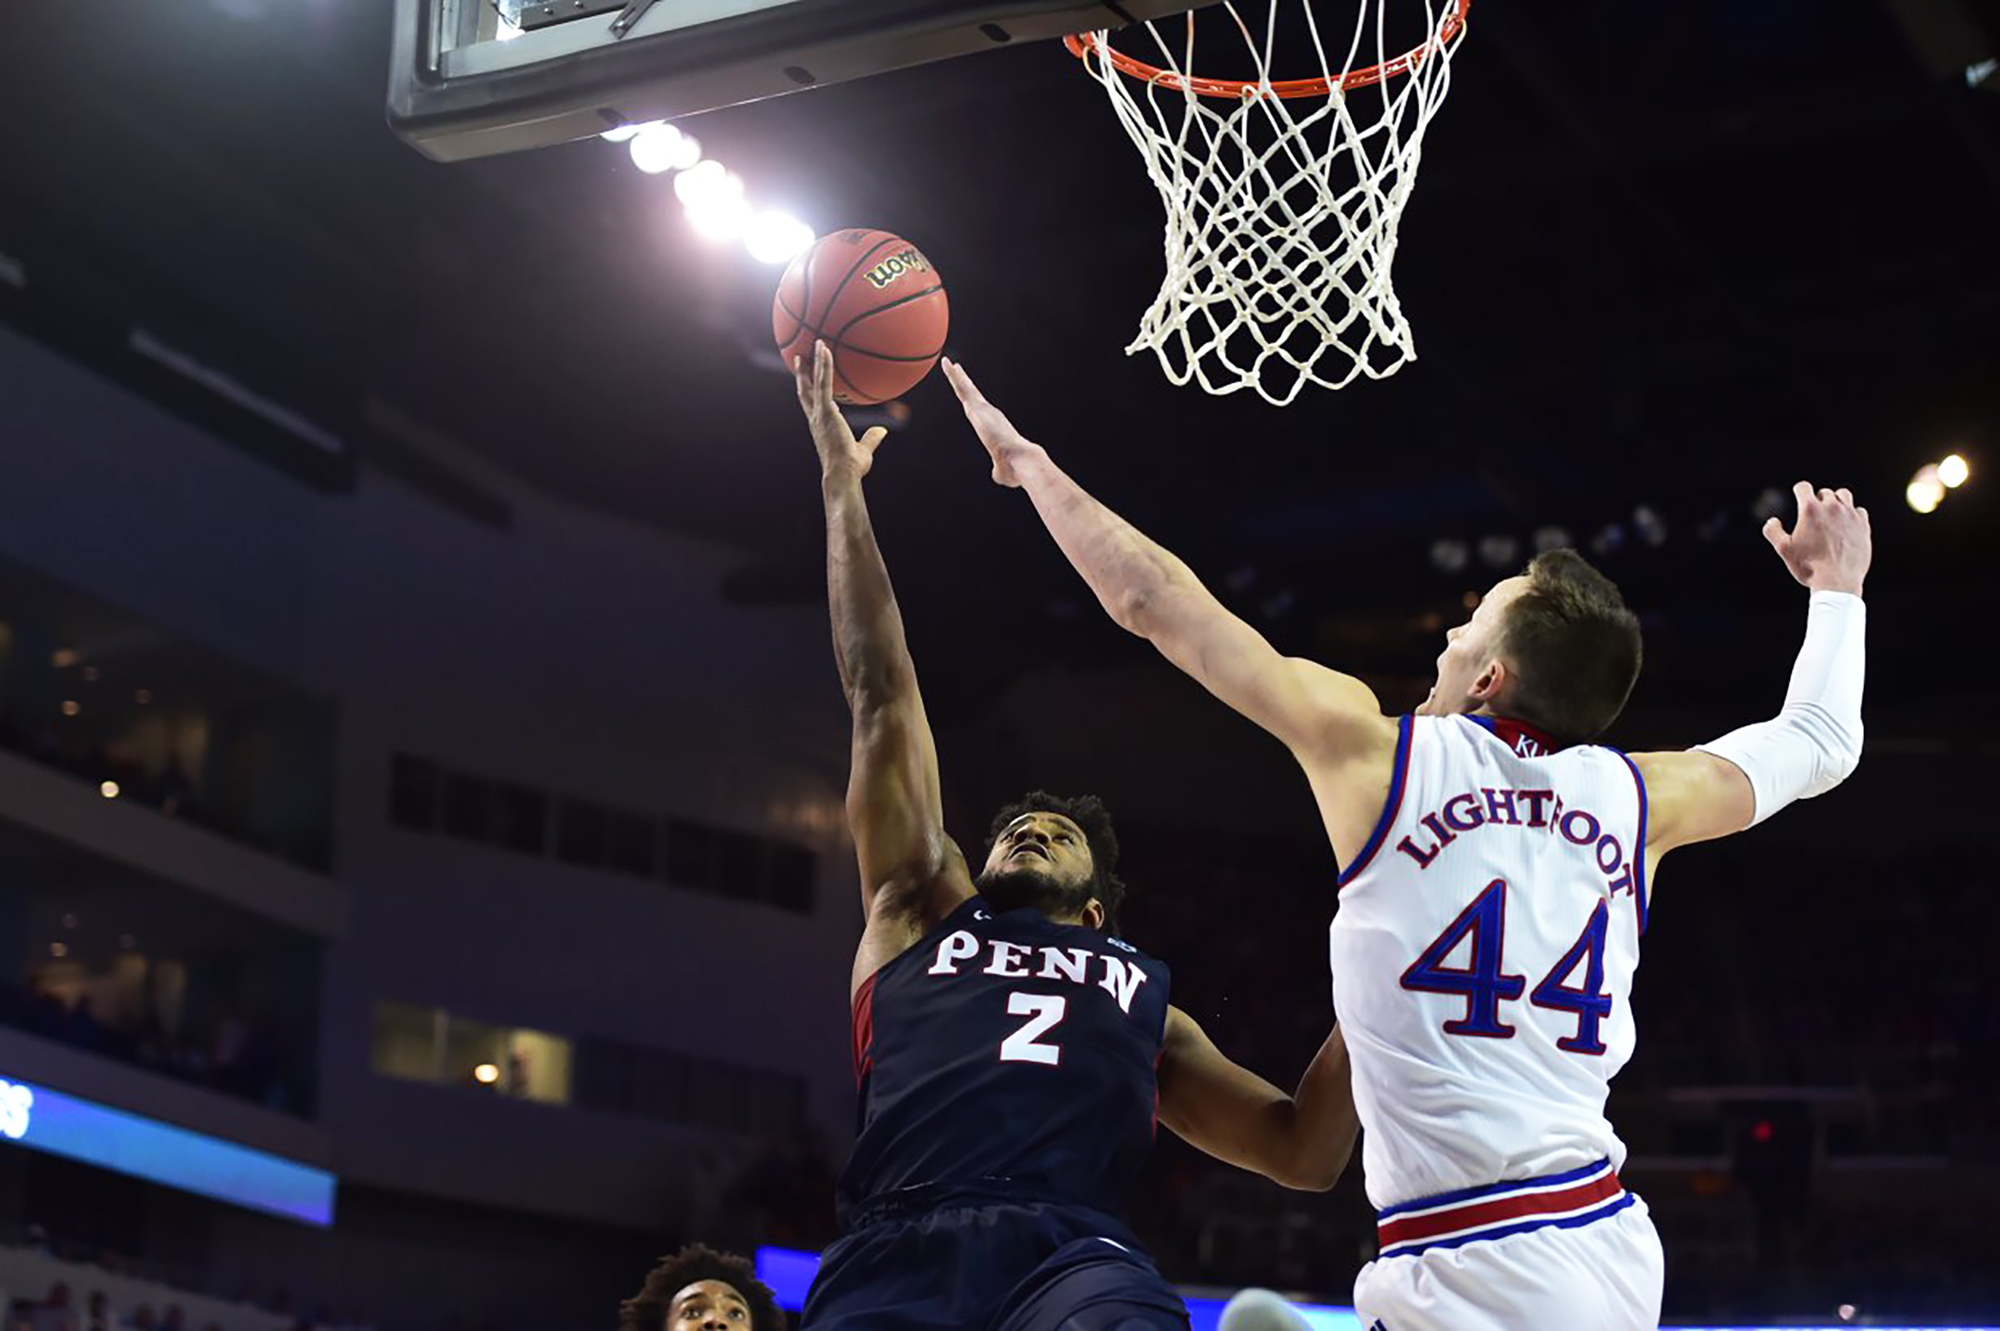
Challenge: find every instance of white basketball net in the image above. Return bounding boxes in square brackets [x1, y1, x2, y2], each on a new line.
[1074, 1, 1467, 405]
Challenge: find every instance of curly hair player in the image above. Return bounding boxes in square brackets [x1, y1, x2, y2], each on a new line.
[791, 341, 1359, 1330]
[945, 358, 1870, 1331]
[618, 1244, 786, 1331]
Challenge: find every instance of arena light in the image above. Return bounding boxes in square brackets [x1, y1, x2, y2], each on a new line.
[99, 781, 120, 800]
[686, 195, 754, 242]
[673, 160, 740, 208]
[1633, 504, 1668, 547]
[473, 1063, 501, 1085]
[630, 122, 699, 175]
[744, 210, 817, 265]
[1938, 453, 1970, 488]
[1906, 464, 1945, 515]
[1428, 538, 1468, 574]
[1477, 534, 1519, 569]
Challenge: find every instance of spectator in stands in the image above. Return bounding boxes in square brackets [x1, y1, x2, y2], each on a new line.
[31, 1282, 74, 1331]
[618, 1245, 784, 1331]
[81, 1294, 108, 1331]
[119, 1308, 153, 1331]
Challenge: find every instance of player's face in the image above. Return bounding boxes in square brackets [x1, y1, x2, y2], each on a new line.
[669, 1280, 751, 1331]
[977, 812, 1099, 922]
[1418, 576, 1528, 718]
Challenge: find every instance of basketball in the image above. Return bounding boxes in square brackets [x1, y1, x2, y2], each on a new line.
[773, 229, 949, 405]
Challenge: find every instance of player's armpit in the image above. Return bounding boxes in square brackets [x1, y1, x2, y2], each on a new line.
[1629, 748, 1756, 858]
[1156, 1008, 1357, 1192]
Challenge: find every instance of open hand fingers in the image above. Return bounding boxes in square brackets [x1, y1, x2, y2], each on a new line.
[941, 356, 981, 406]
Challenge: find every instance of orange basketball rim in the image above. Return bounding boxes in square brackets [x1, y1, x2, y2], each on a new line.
[1065, 0, 1470, 100]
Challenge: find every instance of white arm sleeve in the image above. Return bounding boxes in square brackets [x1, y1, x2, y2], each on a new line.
[1694, 590, 1865, 826]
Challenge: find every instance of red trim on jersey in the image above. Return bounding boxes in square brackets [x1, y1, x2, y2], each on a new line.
[1375, 1168, 1625, 1251]
[1477, 714, 1561, 757]
[851, 971, 879, 1083]
[1338, 714, 1415, 890]
[1150, 1043, 1167, 1140]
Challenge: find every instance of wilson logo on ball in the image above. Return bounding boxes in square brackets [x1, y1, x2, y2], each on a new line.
[862, 250, 931, 290]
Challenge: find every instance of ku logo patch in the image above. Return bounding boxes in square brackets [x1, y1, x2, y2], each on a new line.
[1514, 732, 1544, 757]
[973, 908, 992, 921]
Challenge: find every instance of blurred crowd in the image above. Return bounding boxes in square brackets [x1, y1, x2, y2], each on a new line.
[0, 713, 210, 841]
[0, 1223, 372, 1331]
[0, 979, 292, 1115]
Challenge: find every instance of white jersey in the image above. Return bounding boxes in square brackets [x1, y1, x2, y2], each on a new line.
[1329, 713, 1650, 1214]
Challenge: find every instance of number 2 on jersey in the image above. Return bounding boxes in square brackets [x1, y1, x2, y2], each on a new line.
[1401, 879, 1612, 1055]
[998, 992, 1067, 1066]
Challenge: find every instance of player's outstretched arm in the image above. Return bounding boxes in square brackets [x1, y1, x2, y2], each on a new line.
[800, 344, 973, 983]
[1633, 482, 1870, 863]
[1155, 1007, 1357, 1191]
[942, 359, 1390, 770]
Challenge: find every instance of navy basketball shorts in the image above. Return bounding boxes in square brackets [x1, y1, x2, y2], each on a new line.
[802, 1187, 1190, 1330]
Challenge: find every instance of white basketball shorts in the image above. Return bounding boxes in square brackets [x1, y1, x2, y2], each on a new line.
[1352, 1162, 1664, 1331]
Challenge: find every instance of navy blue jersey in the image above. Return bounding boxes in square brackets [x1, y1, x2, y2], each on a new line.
[841, 895, 1172, 1220]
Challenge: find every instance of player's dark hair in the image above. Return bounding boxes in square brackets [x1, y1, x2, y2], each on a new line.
[1499, 549, 1643, 746]
[984, 791, 1127, 932]
[617, 1244, 785, 1331]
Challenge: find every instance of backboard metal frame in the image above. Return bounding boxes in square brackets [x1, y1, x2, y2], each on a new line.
[388, 0, 1210, 163]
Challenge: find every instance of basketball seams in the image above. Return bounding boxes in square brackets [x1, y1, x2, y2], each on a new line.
[774, 229, 946, 405]
[814, 231, 903, 332]
[832, 281, 948, 351]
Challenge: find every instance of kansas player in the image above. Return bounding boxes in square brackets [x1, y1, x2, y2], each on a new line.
[946, 358, 1870, 1329]
[793, 342, 1360, 1330]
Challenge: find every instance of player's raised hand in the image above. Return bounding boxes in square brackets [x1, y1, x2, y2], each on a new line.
[941, 358, 1046, 488]
[1763, 481, 1871, 596]
[795, 341, 886, 480]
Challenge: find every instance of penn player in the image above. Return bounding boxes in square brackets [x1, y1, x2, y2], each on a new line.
[792, 342, 1360, 1330]
[945, 358, 1870, 1329]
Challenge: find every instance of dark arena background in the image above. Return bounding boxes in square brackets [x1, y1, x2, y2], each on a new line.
[0, 0, 1995, 1327]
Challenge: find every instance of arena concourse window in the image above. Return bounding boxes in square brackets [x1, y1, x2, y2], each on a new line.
[370, 1001, 804, 1136]
[0, 560, 338, 872]
[388, 753, 817, 913]
[370, 1000, 573, 1105]
[0, 821, 323, 1116]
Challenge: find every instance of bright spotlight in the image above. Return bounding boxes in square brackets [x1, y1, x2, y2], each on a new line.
[673, 160, 741, 207]
[1906, 464, 1945, 514]
[1938, 453, 1969, 489]
[100, 781, 120, 799]
[473, 1063, 501, 1085]
[629, 123, 691, 175]
[686, 194, 753, 242]
[745, 211, 816, 265]
[600, 119, 658, 145]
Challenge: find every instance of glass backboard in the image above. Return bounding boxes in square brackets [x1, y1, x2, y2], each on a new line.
[388, 0, 1212, 162]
